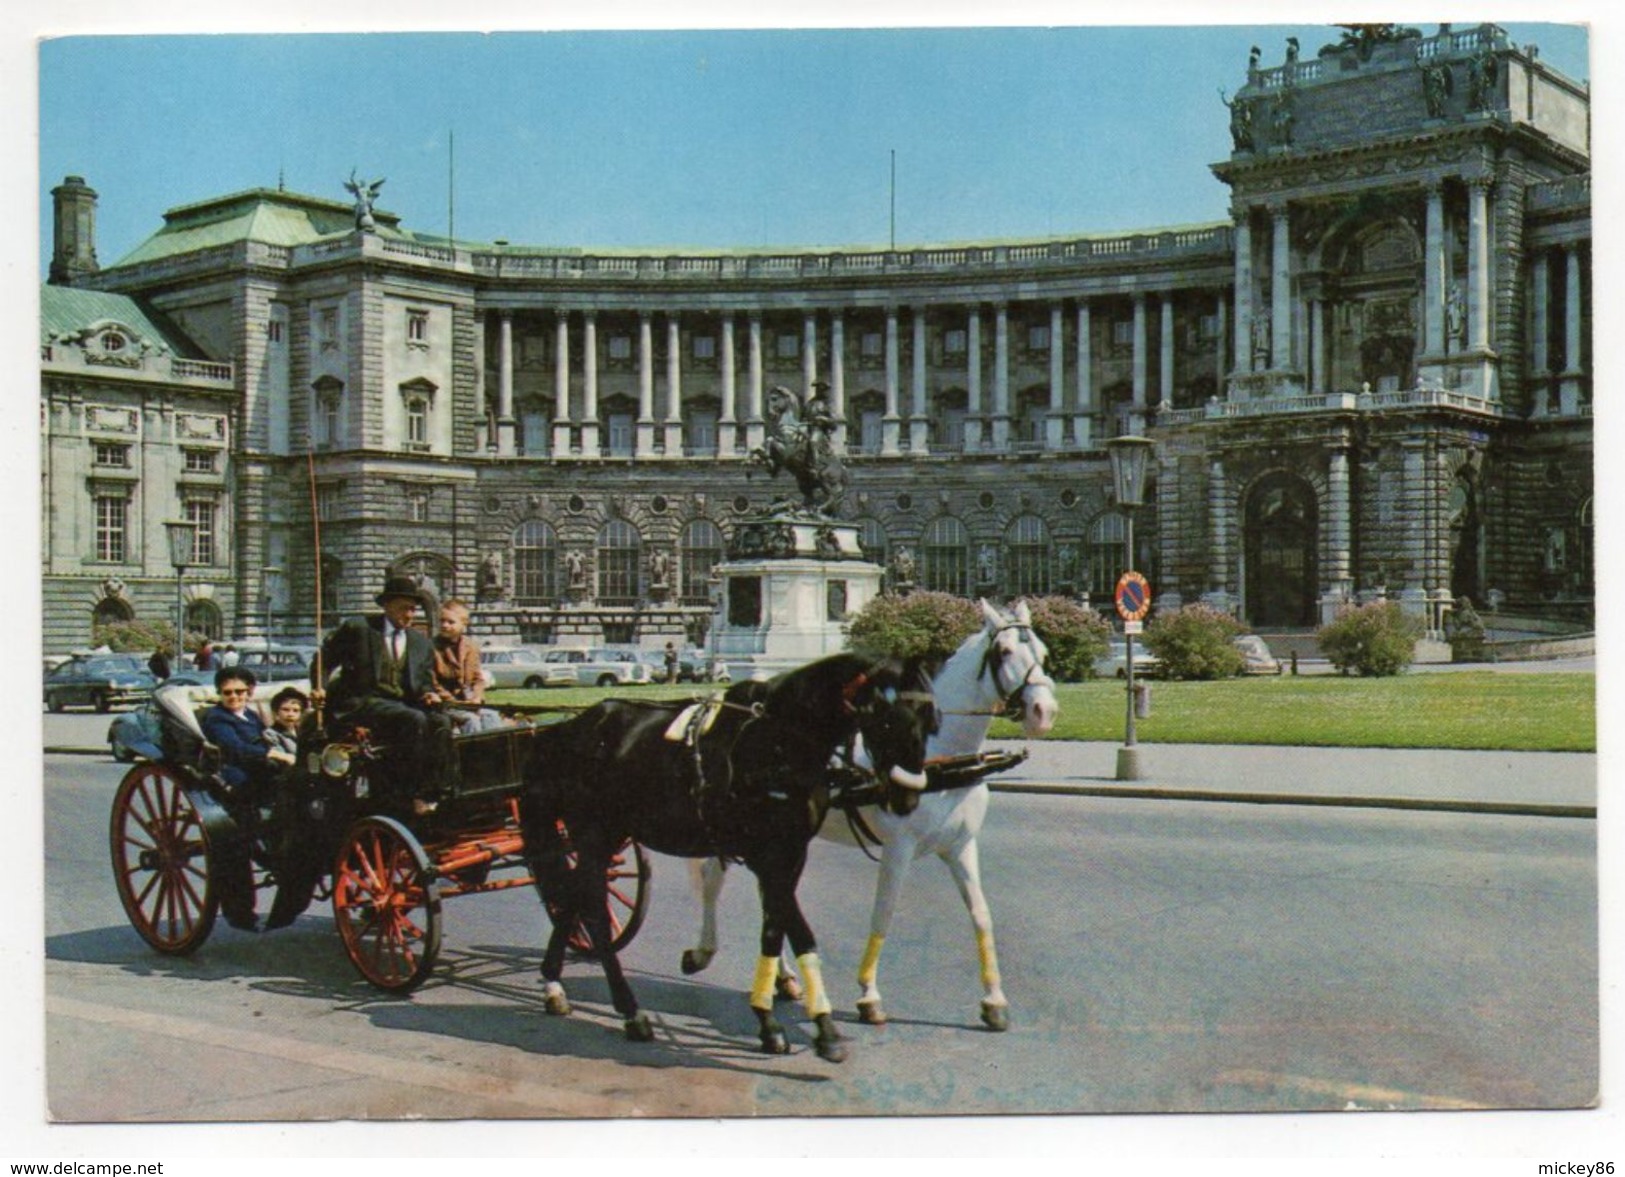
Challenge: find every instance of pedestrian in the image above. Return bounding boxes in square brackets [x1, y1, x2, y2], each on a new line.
[663, 641, 680, 684]
[194, 640, 217, 672]
[220, 643, 240, 668]
[147, 645, 171, 682]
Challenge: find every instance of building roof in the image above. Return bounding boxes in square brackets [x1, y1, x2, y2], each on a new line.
[40, 283, 205, 357]
[112, 187, 398, 267]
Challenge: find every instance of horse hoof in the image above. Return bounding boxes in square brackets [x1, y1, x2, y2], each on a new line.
[775, 975, 804, 1002]
[544, 993, 571, 1017]
[759, 1030, 790, 1055]
[981, 1002, 1010, 1032]
[857, 1000, 887, 1026]
[625, 1013, 655, 1043]
[816, 1036, 848, 1064]
[680, 949, 711, 975]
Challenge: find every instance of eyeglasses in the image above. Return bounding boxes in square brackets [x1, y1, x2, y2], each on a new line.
[220, 688, 250, 697]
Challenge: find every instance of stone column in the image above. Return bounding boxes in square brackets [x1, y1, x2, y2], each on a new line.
[1309, 299, 1326, 394]
[802, 311, 818, 395]
[1047, 302, 1065, 449]
[882, 307, 902, 456]
[1158, 295, 1175, 409]
[909, 307, 929, 453]
[1204, 457, 1232, 611]
[636, 312, 656, 457]
[1398, 438, 1431, 624]
[1467, 179, 1491, 354]
[1215, 290, 1228, 390]
[1560, 244, 1584, 415]
[991, 303, 1011, 449]
[1131, 294, 1149, 424]
[1271, 204, 1292, 371]
[664, 314, 683, 454]
[581, 313, 599, 456]
[829, 312, 848, 452]
[1529, 252, 1551, 417]
[1073, 300, 1093, 449]
[1233, 210, 1254, 386]
[718, 313, 738, 457]
[495, 311, 517, 456]
[552, 310, 572, 455]
[745, 313, 765, 451]
[965, 306, 984, 451]
[1327, 445, 1352, 591]
[1423, 184, 1446, 359]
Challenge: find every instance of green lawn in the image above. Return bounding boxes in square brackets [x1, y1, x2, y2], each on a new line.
[491, 671, 1596, 753]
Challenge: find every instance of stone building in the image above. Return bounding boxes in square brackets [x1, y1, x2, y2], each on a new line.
[40, 24, 1591, 652]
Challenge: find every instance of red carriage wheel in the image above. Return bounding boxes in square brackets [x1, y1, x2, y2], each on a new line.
[544, 830, 653, 956]
[332, 816, 442, 992]
[109, 763, 219, 955]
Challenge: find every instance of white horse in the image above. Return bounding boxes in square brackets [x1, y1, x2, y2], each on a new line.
[682, 598, 1058, 1030]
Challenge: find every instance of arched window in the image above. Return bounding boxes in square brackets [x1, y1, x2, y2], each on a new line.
[597, 519, 642, 604]
[680, 519, 724, 605]
[922, 515, 969, 596]
[1089, 513, 1127, 600]
[1005, 514, 1052, 597]
[512, 520, 558, 605]
[855, 517, 889, 568]
[185, 600, 223, 643]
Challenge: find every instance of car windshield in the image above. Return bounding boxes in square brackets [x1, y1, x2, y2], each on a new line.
[86, 657, 143, 675]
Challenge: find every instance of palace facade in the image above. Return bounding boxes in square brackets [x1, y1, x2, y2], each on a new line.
[41, 24, 1592, 654]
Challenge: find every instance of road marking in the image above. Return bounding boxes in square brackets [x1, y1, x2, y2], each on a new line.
[48, 993, 714, 1117]
[1217, 1067, 1492, 1111]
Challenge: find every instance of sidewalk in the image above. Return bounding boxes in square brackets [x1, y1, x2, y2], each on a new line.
[984, 739, 1596, 818]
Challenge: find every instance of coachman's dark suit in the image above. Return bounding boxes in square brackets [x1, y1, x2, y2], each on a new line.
[317, 614, 457, 804]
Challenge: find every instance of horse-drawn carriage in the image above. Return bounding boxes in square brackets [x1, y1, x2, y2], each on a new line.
[108, 689, 651, 993]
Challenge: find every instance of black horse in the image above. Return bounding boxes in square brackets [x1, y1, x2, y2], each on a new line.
[520, 652, 937, 1062]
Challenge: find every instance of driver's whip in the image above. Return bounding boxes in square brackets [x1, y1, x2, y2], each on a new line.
[306, 448, 327, 735]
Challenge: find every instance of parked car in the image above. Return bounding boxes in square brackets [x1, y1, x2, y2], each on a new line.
[1092, 639, 1162, 680]
[235, 645, 319, 683]
[480, 646, 567, 689]
[1232, 634, 1284, 675]
[44, 655, 156, 713]
[542, 647, 654, 687]
[637, 646, 710, 683]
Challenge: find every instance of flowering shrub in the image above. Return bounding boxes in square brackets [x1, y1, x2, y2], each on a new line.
[1019, 595, 1111, 682]
[1142, 603, 1246, 680]
[846, 591, 982, 664]
[1317, 601, 1423, 676]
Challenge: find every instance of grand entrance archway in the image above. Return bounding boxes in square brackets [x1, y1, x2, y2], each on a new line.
[1244, 472, 1319, 628]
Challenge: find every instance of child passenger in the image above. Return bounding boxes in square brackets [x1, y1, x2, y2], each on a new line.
[265, 687, 306, 757]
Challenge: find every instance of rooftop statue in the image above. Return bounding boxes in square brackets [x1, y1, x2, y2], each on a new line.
[344, 170, 386, 233]
[748, 383, 849, 517]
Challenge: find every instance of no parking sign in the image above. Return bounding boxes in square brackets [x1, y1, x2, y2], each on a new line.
[1114, 571, 1152, 622]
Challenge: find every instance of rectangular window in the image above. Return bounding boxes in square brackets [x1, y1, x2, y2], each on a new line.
[861, 331, 885, 358]
[318, 306, 339, 351]
[267, 320, 284, 343]
[775, 333, 800, 359]
[606, 412, 634, 456]
[691, 334, 716, 360]
[942, 328, 968, 357]
[1112, 321, 1134, 347]
[1028, 324, 1051, 351]
[316, 484, 340, 522]
[859, 409, 883, 453]
[407, 309, 429, 345]
[686, 408, 718, 456]
[94, 495, 126, 562]
[608, 335, 632, 360]
[408, 492, 429, 523]
[183, 449, 217, 474]
[93, 442, 130, 467]
[185, 500, 216, 566]
[1198, 314, 1220, 341]
[406, 399, 429, 447]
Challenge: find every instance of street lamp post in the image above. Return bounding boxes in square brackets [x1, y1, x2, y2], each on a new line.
[260, 565, 284, 656]
[163, 520, 197, 667]
[1106, 435, 1155, 782]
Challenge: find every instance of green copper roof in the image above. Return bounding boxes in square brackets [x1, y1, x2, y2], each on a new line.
[110, 187, 393, 268]
[40, 284, 204, 357]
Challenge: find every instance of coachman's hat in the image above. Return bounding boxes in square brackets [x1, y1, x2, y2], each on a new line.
[375, 575, 426, 607]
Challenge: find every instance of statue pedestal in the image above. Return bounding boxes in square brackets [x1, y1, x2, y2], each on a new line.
[710, 511, 880, 677]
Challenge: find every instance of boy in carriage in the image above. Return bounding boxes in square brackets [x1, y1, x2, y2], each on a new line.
[309, 574, 459, 815]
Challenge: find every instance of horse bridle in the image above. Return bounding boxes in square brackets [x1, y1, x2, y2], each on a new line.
[970, 623, 1054, 719]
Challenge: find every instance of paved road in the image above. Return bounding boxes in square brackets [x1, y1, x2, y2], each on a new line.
[39, 741, 1597, 1123]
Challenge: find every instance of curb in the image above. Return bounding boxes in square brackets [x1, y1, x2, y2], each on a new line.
[987, 781, 1594, 820]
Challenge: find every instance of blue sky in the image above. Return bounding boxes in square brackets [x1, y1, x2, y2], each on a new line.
[36, 18, 1590, 274]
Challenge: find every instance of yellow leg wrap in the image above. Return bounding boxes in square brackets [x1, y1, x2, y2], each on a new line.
[977, 928, 1001, 990]
[795, 952, 832, 1017]
[749, 955, 780, 1010]
[857, 934, 885, 989]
